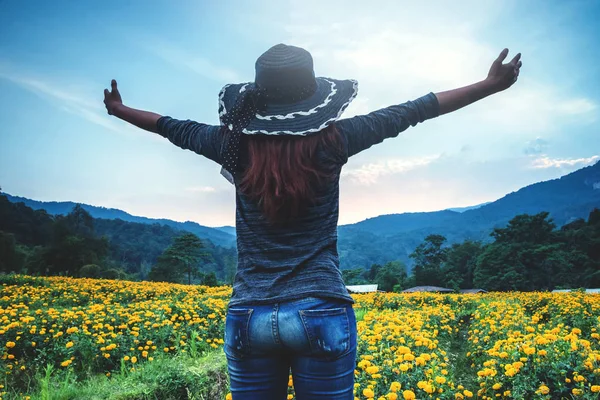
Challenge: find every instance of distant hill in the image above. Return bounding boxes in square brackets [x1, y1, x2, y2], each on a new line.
[446, 202, 491, 213]
[215, 226, 236, 236]
[3, 194, 236, 248]
[5, 161, 600, 270]
[337, 161, 600, 269]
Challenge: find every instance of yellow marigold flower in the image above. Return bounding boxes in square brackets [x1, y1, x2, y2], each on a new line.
[5, 342, 15, 349]
[538, 385, 549, 395]
[390, 382, 401, 392]
[386, 393, 398, 400]
[463, 390, 473, 398]
[402, 390, 416, 400]
[60, 360, 72, 367]
[131, 356, 137, 364]
[572, 388, 583, 396]
[366, 366, 379, 375]
[591, 386, 600, 393]
[66, 341, 74, 349]
[492, 383, 502, 390]
[225, 394, 232, 400]
[363, 388, 375, 398]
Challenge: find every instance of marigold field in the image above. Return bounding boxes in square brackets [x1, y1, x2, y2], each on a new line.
[2, 275, 600, 399]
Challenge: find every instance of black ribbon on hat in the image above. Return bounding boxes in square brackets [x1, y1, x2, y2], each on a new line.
[220, 87, 268, 184]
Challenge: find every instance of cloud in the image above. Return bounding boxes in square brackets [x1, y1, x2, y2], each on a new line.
[136, 38, 240, 82]
[185, 186, 218, 193]
[283, 1, 597, 135]
[342, 155, 440, 185]
[530, 155, 599, 169]
[338, 150, 600, 224]
[524, 137, 549, 155]
[555, 98, 597, 115]
[0, 67, 145, 137]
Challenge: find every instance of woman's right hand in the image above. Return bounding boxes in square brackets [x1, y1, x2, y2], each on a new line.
[103, 79, 123, 115]
[485, 48, 522, 93]
[102, 80, 162, 133]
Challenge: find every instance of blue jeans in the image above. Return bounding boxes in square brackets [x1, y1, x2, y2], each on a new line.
[224, 296, 357, 400]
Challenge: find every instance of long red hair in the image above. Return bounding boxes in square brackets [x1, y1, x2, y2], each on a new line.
[239, 124, 343, 223]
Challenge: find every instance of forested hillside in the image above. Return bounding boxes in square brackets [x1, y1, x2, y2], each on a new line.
[0, 194, 236, 283]
[4, 161, 600, 273]
[4, 194, 236, 248]
[338, 161, 600, 269]
[343, 210, 600, 292]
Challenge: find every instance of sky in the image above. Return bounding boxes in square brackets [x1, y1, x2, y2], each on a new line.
[1, 0, 599, 227]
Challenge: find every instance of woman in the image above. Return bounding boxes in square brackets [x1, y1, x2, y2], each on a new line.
[104, 44, 521, 399]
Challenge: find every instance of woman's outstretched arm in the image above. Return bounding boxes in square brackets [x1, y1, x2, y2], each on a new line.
[103, 79, 162, 132]
[102, 79, 225, 165]
[435, 48, 522, 115]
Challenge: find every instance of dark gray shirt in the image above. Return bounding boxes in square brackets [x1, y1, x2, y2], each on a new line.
[156, 93, 440, 307]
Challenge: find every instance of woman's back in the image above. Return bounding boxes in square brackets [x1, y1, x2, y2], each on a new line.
[232, 134, 350, 306]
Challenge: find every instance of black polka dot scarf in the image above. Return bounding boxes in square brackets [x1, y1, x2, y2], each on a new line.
[220, 87, 267, 184]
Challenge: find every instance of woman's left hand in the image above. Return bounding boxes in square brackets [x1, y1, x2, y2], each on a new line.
[103, 79, 123, 115]
[485, 48, 522, 93]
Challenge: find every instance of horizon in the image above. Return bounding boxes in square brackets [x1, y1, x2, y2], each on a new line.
[5, 156, 598, 228]
[1, 1, 599, 226]
[0, 190, 492, 228]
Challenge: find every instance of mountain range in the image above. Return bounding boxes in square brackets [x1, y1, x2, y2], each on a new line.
[3, 194, 237, 249]
[5, 161, 600, 269]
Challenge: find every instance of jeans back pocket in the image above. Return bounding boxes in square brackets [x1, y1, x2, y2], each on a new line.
[299, 306, 350, 361]
[224, 308, 253, 360]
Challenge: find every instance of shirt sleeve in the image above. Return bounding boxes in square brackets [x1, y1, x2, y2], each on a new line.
[156, 116, 225, 165]
[335, 92, 440, 158]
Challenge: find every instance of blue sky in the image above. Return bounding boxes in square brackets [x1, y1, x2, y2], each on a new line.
[1, 0, 599, 226]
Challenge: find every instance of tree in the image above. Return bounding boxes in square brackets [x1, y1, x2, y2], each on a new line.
[363, 264, 382, 282]
[474, 243, 526, 291]
[79, 264, 101, 278]
[44, 207, 108, 276]
[0, 231, 22, 272]
[342, 267, 368, 285]
[441, 241, 483, 290]
[474, 212, 569, 291]
[491, 212, 555, 245]
[149, 233, 210, 284]
[202, 271, 218, 287]
[410, 234, 447, 286]
[375, 261, 409, 292]
[222, 254, 237, 285]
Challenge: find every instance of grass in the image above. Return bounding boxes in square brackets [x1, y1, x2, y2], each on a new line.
[354, 308, 367, 322]
[11, 351, 229, 400]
